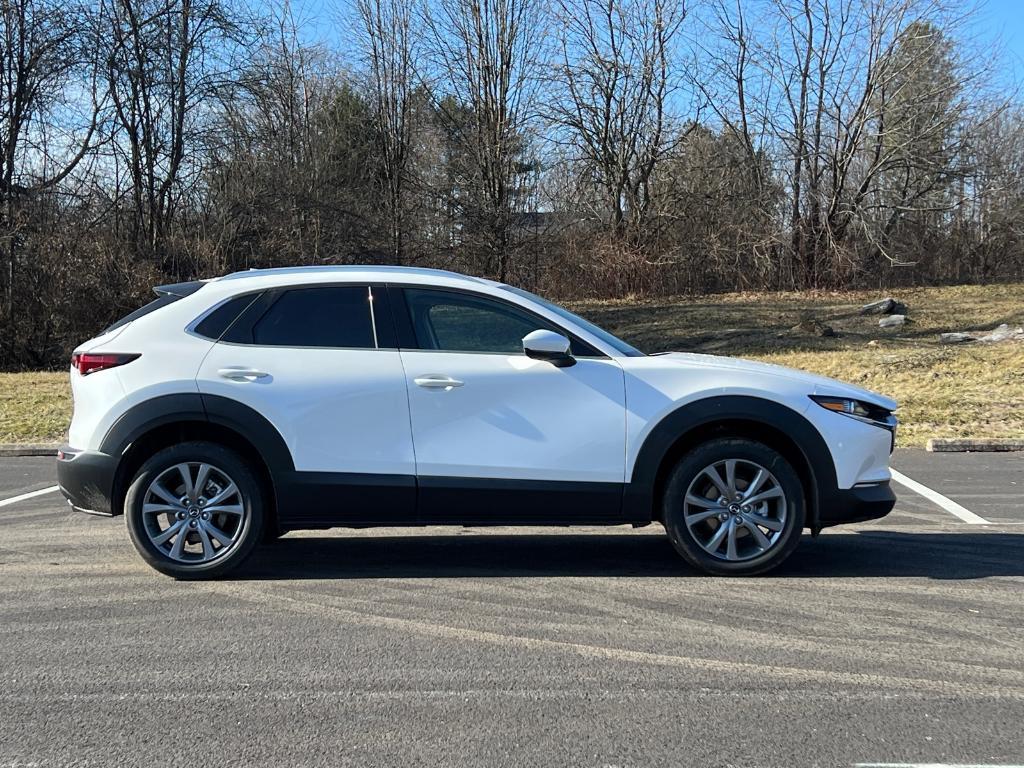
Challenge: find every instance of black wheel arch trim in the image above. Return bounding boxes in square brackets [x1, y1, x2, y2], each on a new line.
[99, 393, 295, 473]
[624, 395, 838, 530]
[100, 393, 296, 520]
[100, 393, 208, 457]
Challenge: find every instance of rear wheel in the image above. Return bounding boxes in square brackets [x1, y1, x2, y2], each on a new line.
[662, 438, 805, 575]
[125, 441, 264, 579]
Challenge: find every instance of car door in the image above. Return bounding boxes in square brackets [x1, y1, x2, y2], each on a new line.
[393, 286, 627, 524]
[196, 284, 416, 524]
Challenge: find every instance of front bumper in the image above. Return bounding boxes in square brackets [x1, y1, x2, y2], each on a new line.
[817, 480, 896, 528]
[56, 446, 118, 516]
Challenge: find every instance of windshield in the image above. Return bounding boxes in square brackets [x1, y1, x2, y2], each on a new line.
[500, 285, 645, 357]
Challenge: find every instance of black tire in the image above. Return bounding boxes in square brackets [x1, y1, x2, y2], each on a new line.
[125, 441, 265, 579]
[662, 438, 806, 576]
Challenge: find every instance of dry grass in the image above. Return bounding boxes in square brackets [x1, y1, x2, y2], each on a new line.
[0, 371, 71, 444]
[0, 283, 1021, 446]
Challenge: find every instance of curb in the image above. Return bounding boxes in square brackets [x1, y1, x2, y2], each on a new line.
[0, 444, 61, 457]
[927, 438, 1024, 453]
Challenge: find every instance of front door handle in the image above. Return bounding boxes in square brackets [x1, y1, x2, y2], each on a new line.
[414, 374, 464, 390]
[218, 367, 269, 382]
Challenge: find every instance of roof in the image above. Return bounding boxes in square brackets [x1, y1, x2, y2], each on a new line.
[217, 264, 492, 287]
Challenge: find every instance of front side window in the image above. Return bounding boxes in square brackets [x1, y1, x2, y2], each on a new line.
[403, 288, 597, 356]
[500, 285, 645, 357]
[252, 286, 376, 348]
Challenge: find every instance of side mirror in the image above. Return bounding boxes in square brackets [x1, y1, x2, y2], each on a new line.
[522, 329, 575, 367]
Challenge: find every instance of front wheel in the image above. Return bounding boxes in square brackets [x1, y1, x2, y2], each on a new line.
[662, 438, 806, 576]
[125, 441, 265, 579]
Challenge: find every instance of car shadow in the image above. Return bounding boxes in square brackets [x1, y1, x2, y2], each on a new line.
[232, 530, 1024, 581]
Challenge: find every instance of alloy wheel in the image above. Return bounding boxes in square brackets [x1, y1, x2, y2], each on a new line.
[682, 458, 788, 562]
[141, 462, 247, 563]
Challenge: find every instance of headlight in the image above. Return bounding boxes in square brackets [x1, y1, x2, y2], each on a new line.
[809, 395, 896, 430]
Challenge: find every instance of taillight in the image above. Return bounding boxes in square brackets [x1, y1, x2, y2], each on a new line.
[71, 353, 140, 376]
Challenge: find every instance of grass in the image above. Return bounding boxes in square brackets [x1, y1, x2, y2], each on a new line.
[1, 283, 1021, 446]
[0, 372, 72, 445]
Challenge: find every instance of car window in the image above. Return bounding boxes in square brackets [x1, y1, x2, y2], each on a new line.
[194, 293, 262, 340]
[252, 286, 376, 348]
[499, 285, 645, 357]
[403, 289, 596, 355]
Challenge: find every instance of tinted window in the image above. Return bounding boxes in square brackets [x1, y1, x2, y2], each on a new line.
[404, 289, 596, 355]
[252, 287, 375, 348]
[194, 293, 261, 340]
[500, 285, 645, 357]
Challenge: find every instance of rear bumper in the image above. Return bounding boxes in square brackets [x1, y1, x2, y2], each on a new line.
[817, 480, 896, 528]
[56, 446, 118, 516]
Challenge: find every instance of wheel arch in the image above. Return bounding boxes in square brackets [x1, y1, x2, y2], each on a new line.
[625, 396, 837, 532]
[102, 394, 293, 538]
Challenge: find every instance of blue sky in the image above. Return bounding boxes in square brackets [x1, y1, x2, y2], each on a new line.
[979, 0, 1024, 71]
[291, 0, 1024, 87]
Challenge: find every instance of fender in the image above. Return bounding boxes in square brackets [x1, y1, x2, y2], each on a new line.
[100, 393, 209, 457]
[100, 393, 294, 474]
[623, 395, 838, 529]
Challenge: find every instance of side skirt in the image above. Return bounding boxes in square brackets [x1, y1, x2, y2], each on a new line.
[273, 473, 634, 527]
[275, 471, 417, 526]
[416, 477, 627, 525]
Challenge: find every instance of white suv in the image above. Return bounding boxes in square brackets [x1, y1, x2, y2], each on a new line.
[57, 266, 897, 578]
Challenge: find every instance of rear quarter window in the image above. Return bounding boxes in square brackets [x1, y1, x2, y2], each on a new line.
[193, 294, 263, 340]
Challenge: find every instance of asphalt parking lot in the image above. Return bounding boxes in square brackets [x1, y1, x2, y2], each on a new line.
[1, 450, 1022, 767]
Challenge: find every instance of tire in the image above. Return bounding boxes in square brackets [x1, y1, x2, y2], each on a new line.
[125, 441, 265, 579]
[662, 438, 806, 576]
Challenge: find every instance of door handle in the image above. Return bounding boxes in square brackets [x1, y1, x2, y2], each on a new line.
[218, 367, 269, 382]
[414, 374, 464, 390]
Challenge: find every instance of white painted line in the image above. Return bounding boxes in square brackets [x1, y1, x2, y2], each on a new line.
[0, 485, 59, 508]
[855, 763, 1024, 768]
[890, 469, 990, 525]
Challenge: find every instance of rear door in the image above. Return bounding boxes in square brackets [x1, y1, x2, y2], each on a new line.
[195, 284, 415, 524]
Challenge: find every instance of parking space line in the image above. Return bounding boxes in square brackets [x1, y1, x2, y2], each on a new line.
[890, 469, 990, 525]
[0, 485, 59, 508]
[855, 764, 1024, 767]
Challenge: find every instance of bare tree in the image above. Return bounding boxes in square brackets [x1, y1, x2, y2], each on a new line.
[425, 0, 545, 281]
[207, 4, 383, 270]
[549, 0, 688, 239]
[0, 0, 102, 316]
[104, 0, 241, 267]
[698, 0, 994, 286]
[353, 0, 419, 263]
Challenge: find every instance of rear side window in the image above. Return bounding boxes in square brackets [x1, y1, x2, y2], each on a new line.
[251, 286, 376, 348]
[193, 294, 261, 340]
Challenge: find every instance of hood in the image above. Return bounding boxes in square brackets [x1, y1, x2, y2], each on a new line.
[651, 352, 898, 412]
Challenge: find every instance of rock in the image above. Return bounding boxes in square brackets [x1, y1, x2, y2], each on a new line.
[878, 314, 906, 328]
[866, 339, 880, 347]
[860, 297, 907, 316]
[978, 323, 1020, 343]
[791, 319, 836, 337]
[939, 332, 975, 344]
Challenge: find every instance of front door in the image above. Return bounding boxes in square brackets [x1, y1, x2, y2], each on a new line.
[395, 287, 627, 523]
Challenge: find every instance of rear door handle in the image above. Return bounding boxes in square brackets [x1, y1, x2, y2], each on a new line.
[414, 374, 464, 390]
[218, 367, 269, 382]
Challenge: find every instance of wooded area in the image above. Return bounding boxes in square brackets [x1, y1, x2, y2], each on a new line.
[1, 0, 1022, 367]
